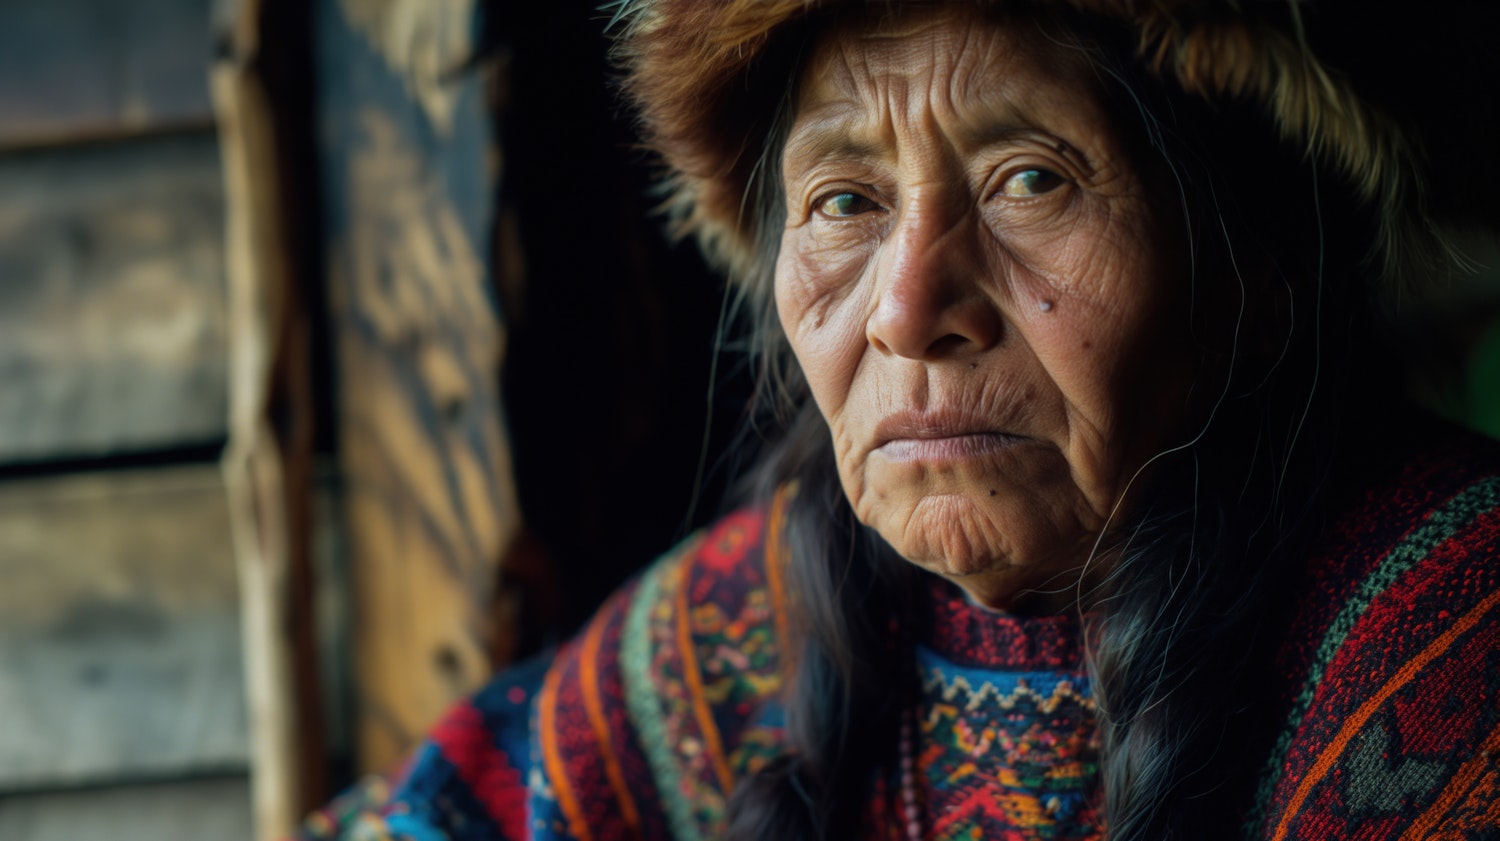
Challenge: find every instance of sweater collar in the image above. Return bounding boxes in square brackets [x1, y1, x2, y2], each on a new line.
[921, 576, 1089, 672]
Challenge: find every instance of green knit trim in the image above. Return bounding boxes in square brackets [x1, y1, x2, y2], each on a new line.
[621, 535, 704, 841]
[1244, 475, 1500, 836]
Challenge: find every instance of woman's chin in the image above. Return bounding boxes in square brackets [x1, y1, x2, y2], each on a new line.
[862, 489, 1016, 576]
[856, 484, 1094, 608]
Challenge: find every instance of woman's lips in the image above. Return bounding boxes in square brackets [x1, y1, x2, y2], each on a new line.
[873, 411, 1026, 462]
[878, 432, 1023, 462]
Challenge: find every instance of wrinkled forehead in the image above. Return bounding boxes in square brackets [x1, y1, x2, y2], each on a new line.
[789, 4, 1113, 158]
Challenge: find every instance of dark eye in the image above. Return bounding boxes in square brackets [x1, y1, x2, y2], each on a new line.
[817, 191, 879, 218]
[999, 168, 1065, 197]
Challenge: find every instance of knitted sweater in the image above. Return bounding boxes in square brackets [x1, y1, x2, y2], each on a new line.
[301, 430, 1500, 840]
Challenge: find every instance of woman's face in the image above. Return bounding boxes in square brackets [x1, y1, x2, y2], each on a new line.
[775, 6, 1199, 611]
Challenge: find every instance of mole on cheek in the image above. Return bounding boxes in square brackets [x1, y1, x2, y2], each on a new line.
[1039, 299, 1055, 312]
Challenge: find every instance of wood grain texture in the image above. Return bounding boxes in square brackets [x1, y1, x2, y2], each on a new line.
[318, 0, 521, 773]
[0, 466, 247, 790]
[215, 1, 327, 832]
[0, 776, 252, 841]
[0, 0, 216, 150]
[336, 0, 473, 136]
[0, 133, 228, 464]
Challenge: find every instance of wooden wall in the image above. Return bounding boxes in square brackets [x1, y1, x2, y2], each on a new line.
[0, 2, 730, 838]
[0, 466, 246, 790]
[0, 0, 255, 839]
[0, 135, 227, 462]
[0, 0, 217, 148]
[315, 0, 521, 774]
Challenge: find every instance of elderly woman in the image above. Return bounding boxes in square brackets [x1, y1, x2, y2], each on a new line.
[302, 1, 1500, 839]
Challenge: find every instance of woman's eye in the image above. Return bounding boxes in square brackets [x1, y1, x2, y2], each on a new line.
[999, 168, 1065, 197]
[817, 191, 878, 218]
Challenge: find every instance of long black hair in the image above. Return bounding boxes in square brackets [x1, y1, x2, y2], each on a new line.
[721, 4, 1389, 838]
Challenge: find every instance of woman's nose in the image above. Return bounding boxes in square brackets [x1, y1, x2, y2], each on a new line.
[866, 204, 1005, 360]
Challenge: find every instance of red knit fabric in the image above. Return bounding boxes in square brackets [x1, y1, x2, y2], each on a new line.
[1249, 430, 1500, 839]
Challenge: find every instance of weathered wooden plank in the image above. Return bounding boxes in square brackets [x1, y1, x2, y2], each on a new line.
[0, 466, 247, 791]
[318, 0, 521, 773]
[215, 0, 327, 834]
[0, 0, 216, 149]
[0, 132, 228, 464]
[0, 776, 252, 841]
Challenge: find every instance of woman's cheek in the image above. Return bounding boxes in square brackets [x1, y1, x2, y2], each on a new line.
[981, 192, 1143, 301]
[776, 228, 878, 430]
[776, 226, 876, 338]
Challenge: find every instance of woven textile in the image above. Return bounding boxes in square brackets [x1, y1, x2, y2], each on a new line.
[1246, 432, 1500, 839]
[298, 430, 1500, 840]
[909, 643, 1101, 840]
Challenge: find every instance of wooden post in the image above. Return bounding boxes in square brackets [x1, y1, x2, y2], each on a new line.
[317, 0, 521, 773]
[214, 0, 325, 836]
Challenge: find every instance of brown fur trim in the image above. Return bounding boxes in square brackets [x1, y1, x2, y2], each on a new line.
[1135, 10, 1450, 295]
[612, 0, 1479, 291]
[612, 0, 817, 278]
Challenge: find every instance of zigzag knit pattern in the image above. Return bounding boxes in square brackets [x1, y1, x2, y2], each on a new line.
[907, 644, 1102, 841]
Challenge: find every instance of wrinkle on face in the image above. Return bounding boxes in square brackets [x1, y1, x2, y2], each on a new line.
[774, 6, 1199, 612]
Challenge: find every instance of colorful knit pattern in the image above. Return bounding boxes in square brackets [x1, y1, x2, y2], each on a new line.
[296, 498, 791, 841]
[298, 652, 547, 841]
[538, 501, 792, 841]
[1247, 430, 1500, 840]
[912, 643, 1102, 841]
[297, 427, 1500, 841]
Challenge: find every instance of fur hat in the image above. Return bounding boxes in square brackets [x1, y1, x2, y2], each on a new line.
[612, 0, 1500, 292]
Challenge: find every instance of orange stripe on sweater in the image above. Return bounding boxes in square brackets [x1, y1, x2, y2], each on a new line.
[1271, 586, 1500, 841]
[674, 551, 736, 793]
[579, 606, 643, 836]
[539, 652, 593, 841]
[1397, 716, 1500, 840]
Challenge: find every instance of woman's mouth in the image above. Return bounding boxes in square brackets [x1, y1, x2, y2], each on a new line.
[877, 432, 1024, 462]
[873, 412, 1027, 462]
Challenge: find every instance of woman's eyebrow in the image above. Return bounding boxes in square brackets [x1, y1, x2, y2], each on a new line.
[957, 119, 1033, 150]
[782, 114, 883, 172]
[782, 110, 1097, 176]
[959, 118, 1099, 175]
